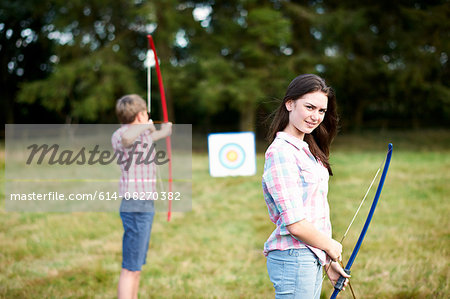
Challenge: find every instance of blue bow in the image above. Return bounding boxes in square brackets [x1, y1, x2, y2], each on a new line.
[330, 143, 393, 299]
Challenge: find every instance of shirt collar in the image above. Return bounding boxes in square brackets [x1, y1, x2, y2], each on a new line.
[276, 131, 309, 151]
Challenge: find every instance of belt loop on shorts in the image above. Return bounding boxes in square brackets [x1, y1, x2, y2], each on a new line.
[288, 249, 299, 256]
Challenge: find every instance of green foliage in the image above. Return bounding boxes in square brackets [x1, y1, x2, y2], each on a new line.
[3, 0, 449, 130]
[18, 49, 140, 122]
[186, 1, 293, 130]
[247, 8, 291, 48]
[315, 1, 449, 129]
[12, 0, 150, 123]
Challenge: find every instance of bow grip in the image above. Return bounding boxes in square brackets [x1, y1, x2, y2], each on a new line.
[334, 269, 351, 291]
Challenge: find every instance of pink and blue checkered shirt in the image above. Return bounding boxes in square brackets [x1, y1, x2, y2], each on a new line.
[112, 125, 157, 198]
[262, 132, 332, 264]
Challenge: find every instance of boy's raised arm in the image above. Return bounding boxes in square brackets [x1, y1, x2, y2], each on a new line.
[121, 120, 155, 148]
[150, 122, 172, 142]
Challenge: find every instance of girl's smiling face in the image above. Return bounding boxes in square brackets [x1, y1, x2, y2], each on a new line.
[283, 91, 328, 140]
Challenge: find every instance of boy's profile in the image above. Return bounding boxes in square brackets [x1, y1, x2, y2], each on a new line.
[111, 94, 172, 299]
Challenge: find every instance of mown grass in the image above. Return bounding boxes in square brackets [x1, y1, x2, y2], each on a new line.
[0, 130, 449, 298]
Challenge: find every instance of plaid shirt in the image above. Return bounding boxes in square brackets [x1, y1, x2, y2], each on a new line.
[262, 132, 332, 264]
[111, 125, 157, 198]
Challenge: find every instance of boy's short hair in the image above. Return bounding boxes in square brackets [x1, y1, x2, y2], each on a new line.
[116, 94, 147, 124]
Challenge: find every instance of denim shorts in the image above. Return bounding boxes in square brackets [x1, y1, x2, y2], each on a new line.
[120, 200, 155, 271]
[267, 248, 323, 299]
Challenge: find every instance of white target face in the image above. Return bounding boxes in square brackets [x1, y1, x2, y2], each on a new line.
[219, 143, 245, 169]
[208, 132, 256, 177]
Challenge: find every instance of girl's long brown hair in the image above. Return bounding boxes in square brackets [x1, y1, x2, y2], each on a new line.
[267, 74, 339, 175]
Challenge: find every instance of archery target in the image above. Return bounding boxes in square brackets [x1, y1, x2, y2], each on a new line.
[219, 143, 245, 169]
[208, 132, 256, 177]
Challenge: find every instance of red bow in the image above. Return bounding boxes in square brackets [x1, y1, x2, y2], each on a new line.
[147, 35, 173, 221]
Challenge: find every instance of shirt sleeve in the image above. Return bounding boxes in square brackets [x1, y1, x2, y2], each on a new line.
[111, 130, 123, 152]
[263, 149, 306, 229]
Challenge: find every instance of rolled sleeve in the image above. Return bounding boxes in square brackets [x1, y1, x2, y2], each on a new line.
[263, 150, 306, 230]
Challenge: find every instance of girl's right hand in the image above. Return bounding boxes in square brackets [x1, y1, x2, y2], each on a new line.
[326, 261, 350, 289]
[326, 239, 343, 262]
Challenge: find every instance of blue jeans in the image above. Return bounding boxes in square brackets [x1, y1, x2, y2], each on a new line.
[267, 248, 323, 299]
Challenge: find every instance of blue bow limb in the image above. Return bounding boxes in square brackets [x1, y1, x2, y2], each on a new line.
[330, 143, 393, 299]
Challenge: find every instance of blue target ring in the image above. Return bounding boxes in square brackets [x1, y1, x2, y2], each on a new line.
[218, 143, 246, 169]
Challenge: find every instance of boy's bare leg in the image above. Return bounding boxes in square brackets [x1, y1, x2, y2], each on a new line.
[118, 268, 141, 299]
[133, 273, 141, 299]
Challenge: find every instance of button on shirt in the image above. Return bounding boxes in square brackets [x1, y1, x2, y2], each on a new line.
[262, 131, 332, 264]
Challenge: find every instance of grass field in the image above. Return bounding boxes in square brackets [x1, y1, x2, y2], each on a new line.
[0, 130, 449, 298]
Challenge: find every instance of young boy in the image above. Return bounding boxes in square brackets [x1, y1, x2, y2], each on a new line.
[112, 94, 172, 299]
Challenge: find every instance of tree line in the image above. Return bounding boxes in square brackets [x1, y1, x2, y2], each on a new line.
[1, 0, 448, 135]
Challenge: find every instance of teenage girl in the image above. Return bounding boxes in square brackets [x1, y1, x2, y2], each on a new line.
[263, 74, 350, 298]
